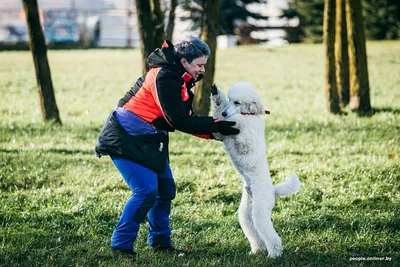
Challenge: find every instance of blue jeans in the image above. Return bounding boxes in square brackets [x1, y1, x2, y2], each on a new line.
[110, 156, 176, 249]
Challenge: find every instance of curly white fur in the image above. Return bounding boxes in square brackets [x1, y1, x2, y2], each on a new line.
[211, 82, 301, 258]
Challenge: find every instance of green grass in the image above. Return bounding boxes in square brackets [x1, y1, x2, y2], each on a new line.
[0, 41, 399, 266]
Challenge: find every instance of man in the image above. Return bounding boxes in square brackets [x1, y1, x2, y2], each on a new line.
[95, 36, 239, 255]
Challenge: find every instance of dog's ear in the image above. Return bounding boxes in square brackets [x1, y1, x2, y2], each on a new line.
[249, 101, 265, 114]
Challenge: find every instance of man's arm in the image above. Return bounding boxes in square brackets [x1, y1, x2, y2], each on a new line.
[155, 71, 218, 134]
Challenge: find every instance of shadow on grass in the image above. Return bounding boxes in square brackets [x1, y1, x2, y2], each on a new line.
[1, 201, 398, 267]
[372, 107, 400, 115]
[265, 115, 399, 150]
[170, 150, 221, 156]
[349, 106, 400, 117]
[133, 240, 361, 267]
[0, 149, 102, 191]
[0, 123, 102, 139]
[280, 212, 400, 236]
[0, 209, 118, 266]
[0, 148, 95, 155]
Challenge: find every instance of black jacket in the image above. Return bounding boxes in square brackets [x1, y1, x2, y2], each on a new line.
[95, 40, 218, 172]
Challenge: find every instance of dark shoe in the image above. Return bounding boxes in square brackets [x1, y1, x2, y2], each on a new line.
[150, 235, 186, 254]
[112, 247, 137, 257]
[152, 245, 186, 254]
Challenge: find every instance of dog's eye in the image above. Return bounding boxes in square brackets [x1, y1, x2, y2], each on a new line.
[234, 101, 240, 105]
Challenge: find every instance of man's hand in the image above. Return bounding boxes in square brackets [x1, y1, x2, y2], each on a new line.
[215, 121, 240, 135]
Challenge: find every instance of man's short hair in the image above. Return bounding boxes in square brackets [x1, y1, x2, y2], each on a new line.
[174, 36, 211, 63]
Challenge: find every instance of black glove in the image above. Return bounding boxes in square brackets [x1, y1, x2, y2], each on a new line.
[195, 73, 204, 82]
[211, 84, 218, 96]
[215, 121, 240, 135]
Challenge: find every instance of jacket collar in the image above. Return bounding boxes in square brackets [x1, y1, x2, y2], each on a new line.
[182, 72, 193, 83]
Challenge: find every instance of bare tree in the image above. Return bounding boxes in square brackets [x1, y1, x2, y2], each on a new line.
[193, 0, 221, 115]
[22, 0, 62, 125]
[335, 0, 349, 106]
[323, 0, 341, 114]
[135, 0, 166, 73]
[346, 0, 371, 113]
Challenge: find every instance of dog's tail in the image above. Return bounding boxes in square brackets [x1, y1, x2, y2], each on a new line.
[274, 173, 301, 197]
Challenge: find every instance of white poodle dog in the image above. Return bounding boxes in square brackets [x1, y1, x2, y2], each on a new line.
[210, 82, 301, 258]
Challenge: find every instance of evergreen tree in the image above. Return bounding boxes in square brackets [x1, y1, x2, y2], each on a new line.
[219, 0, 269, 35]
[292, 0, 325, 43]
[178, 0, 268, 35]
[362, 0, 400, 40]
[294, 0, 400, 42]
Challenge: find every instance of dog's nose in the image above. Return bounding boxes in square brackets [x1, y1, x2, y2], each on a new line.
[222, 111, 227, 117]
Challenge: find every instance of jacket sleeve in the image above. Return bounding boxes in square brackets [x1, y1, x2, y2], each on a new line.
[155, 70, 218, 135]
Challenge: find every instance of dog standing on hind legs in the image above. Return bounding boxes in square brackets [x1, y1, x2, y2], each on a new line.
[210, 82, 301, 258]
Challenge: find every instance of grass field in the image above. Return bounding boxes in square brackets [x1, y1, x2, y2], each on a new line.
[0, 41, 399, 267]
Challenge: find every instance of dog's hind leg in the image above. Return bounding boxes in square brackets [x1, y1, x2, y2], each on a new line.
[251, 190, 283, 258]
[238, 189, 266, 254]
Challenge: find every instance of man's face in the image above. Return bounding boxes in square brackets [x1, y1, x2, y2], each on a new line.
[181, 56, 208, 80]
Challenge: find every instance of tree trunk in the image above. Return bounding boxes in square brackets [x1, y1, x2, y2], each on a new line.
[323, 0, 341, 114]
[135, 0, 154, 73]
[22, 0, 62, 125]
[346, 0, 371, 113]
[193, 0, 220, 115]
[166, 0, 177, 41]
[335, 0, 350, 106]
[126, 3, 133, 48]
[151, 0, 166, 47]
[135, 0, 165, 73]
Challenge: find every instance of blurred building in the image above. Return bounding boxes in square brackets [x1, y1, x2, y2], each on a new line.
[0, 0, 296, 49]
[0, 0, 140, 48]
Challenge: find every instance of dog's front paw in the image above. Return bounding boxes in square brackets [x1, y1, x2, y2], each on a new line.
[268, 244, 282, 258]
[210, 84, 223, 106]
[211, 84, 219, 95]
[249, 245, 263, 255]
